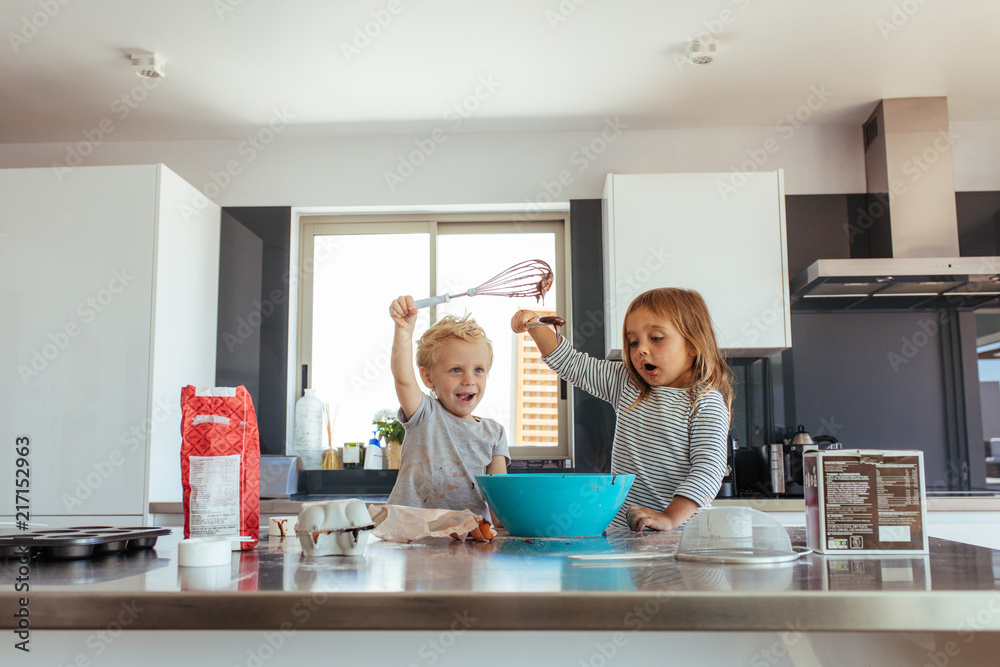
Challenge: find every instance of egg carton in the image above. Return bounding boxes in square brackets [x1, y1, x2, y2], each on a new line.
[0, 526, 171, 560]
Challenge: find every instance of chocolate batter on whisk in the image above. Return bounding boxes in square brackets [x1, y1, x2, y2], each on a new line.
[411, 259, 554, 309]
[471, 259, 554, 302]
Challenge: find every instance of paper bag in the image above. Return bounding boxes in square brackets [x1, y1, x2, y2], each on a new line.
[180, 385, 260, 550]
[368, 504, 493, 542]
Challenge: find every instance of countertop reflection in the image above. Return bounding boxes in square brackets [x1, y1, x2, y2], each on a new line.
[1, 528, 998, 632]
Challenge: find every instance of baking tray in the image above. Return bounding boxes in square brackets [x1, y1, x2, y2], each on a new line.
[0, 526, 171, 560]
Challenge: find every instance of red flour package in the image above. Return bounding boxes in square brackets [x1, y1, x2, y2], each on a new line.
[180, 385, 260, 549]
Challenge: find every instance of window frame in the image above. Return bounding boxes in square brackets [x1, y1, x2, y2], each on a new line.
[297, 211, 572, 461]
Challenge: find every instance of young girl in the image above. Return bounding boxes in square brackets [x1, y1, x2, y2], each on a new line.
[388, 296, 508, 520]
[511, 288, 731, 531]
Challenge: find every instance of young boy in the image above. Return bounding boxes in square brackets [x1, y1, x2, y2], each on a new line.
[387, 295, 508, 519]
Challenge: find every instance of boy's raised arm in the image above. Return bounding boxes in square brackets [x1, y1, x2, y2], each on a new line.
[389, 295, 423, 420]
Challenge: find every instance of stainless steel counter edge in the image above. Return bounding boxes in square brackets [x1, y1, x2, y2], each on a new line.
[3, 590, 1000, 632]
[150, 496, 1000, 516]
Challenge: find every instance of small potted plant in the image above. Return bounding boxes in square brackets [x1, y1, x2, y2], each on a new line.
[373, 409, 405, 469]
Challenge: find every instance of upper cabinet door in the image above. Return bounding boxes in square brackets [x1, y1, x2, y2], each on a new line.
[0, 166, 157, 517]
[603, 172, 791, 358]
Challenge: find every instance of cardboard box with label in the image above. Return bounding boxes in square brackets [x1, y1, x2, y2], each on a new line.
[804, 449, 928, 555]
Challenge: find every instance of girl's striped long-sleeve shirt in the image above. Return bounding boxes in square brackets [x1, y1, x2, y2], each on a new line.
[544, 338, 729, 527]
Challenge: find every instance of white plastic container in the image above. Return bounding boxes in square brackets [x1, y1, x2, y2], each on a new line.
[293, 388, 324, 469]
[363, 442, 384, 470]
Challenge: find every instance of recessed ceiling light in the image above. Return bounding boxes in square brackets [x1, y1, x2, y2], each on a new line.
[688, 38, 716, 65]
[130, 53, 165, 79]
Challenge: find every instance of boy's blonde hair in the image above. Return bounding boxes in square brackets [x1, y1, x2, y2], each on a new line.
[622, 288, 733, 415]
[416, 314, 494, 370]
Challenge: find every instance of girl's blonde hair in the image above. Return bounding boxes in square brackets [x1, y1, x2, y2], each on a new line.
[416, 313, 494, 370]
[622, 288, 733, 415]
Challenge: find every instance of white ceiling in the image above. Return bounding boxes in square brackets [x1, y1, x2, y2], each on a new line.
[2, 0, 999, 143]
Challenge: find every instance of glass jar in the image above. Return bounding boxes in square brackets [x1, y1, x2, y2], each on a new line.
[343, 442, 364, 469]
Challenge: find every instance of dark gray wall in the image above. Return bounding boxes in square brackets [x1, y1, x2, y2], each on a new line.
[957, 191, 1000, 256]
[784, 194, 852, 278]
[786, 311, 984, 490]
[217, 212, 263, 400]
[216, 206, 291, 456]
[569, 199, 615, 472]
[981, 382, 1000, 446]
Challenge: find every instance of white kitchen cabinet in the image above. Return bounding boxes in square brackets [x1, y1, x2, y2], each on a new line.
[602, 172, 791, 358]
[0, 164, 219, 524]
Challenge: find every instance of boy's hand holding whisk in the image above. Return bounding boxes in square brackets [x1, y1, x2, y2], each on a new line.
[389, 295, 418, 332]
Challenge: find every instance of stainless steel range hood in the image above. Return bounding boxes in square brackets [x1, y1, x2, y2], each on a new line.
[790, 97, 1000, 312]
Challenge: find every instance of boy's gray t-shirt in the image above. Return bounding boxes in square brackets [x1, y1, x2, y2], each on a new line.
[387, 394, 510, 516]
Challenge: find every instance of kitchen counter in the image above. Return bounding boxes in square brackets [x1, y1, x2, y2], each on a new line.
[3, 527, 999, 633]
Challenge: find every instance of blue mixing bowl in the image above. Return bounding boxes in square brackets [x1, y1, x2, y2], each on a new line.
[477, 473, 635, 537]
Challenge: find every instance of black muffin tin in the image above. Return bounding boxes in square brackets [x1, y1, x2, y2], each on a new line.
[0, 526, 171, 560]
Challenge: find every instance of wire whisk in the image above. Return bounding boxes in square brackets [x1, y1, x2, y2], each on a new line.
[413, 259, 553, 309]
